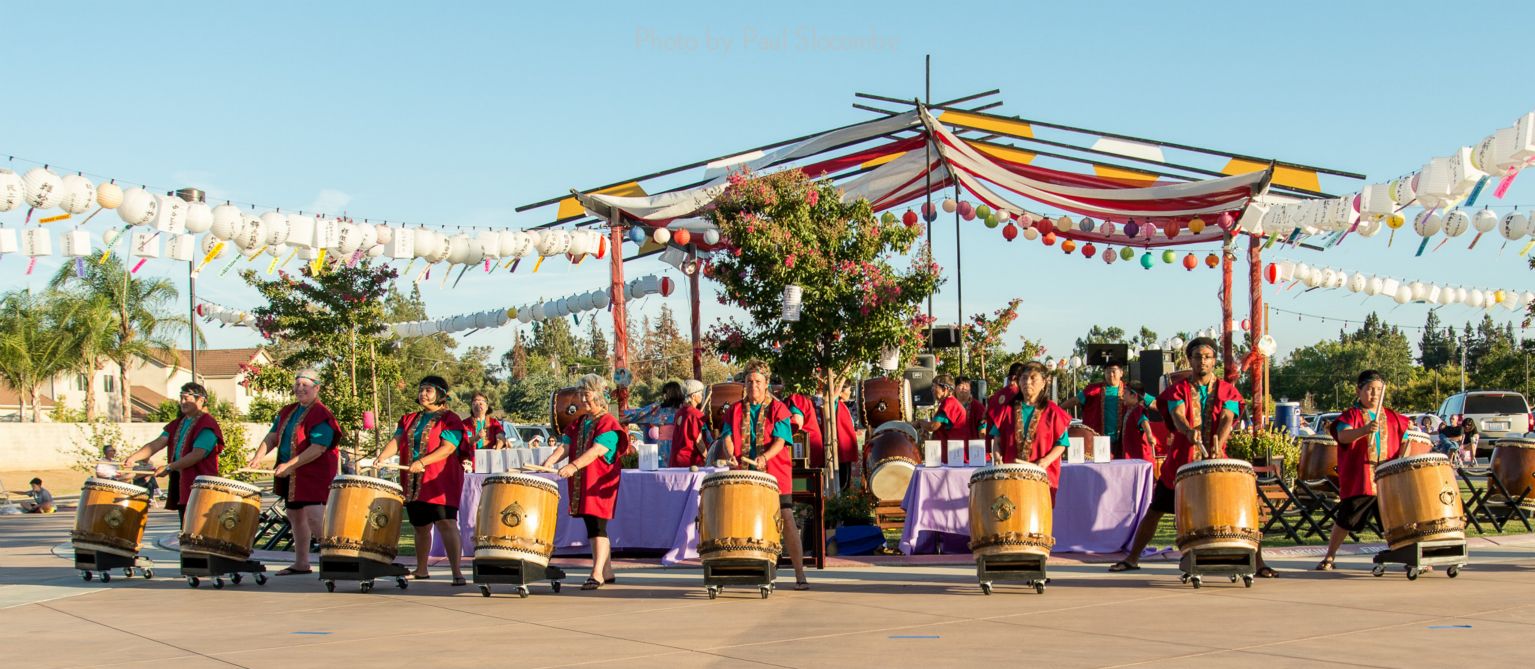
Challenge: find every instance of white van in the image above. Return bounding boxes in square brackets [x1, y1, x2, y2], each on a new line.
[1436, 391, 1533, 448]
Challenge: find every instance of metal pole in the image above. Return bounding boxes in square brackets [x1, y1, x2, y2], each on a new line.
[954, 182, 964, 376]
[689, 247, 703, 381]
[175, 188, 205, 382]
[923, 54, 934, 355]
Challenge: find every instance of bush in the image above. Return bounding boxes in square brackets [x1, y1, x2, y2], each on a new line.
[146, 400, 179, 423]
[51, 403, 87, 423]
[70, 418, 125, 474]
[246, 395, 282, 424]
[823, 487, 877, 528]
[1226, 427, 1300, 478]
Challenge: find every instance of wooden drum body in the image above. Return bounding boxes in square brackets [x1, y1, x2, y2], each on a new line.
[72, 478, 151, 558]
[179, 476, 264, 562]
[1403, 429, 1434, 457]
[865, 425, 921, 502]
[706, 382, 744, 432]
[550, 387, 591, 435]
[860, 376, 911, 430]
[1374, 454, 1466, 550]
[474, 473, 561, 566]
[697, 470, 782, 564]
[1488, 438, 1535, 507]
[1174, 459, 1261, 553]
[1296, 436, 1340, 486]
[320, 475, 405, 564]
[967, 464, 1054, 559]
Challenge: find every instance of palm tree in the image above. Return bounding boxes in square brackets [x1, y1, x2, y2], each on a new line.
[0, 290, 76, 421]
[47, 291, 119, 419]
[50, 254, 193, 422]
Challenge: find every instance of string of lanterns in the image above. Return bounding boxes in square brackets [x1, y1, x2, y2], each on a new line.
[1264, 260, 1532, 311]
[387, 274, 676, 338]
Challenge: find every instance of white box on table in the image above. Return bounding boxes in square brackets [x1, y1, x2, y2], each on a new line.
[1092, 436, 1112, 463]
[1067, 437, 1086, 464]
[637, 443, 659, 471]
[923, 441, 942, 467]
[966, 440, 987, 466]
[474, 450, 494, 473]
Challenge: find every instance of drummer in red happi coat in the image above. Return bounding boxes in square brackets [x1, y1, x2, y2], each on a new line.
[378, 375, 470, 585]
[1316, 370, 1411, 571]
[247, 369, 341, 576]
[541, 374, 626, 590]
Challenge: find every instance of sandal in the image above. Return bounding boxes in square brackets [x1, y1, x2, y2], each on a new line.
[794, 579, 810, 591]
[603, 576, 618, 584]
[1315, 557, 1335, 571]
[1256, 566, 1279, 579]
[581, 578, 602, 591]
[451, 576, 467, 586]
[1107, 560, 1141, 572]
[275, 567, 312, 576]
[409, 573, 432, 580]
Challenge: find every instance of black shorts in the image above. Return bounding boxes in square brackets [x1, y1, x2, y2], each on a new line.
[779, 494, 794, 510]
[405, 501, 458, 527]
[581, 515, 609, 538]
[1149, 482, 1177, 515]
[1333, 495, 1379, 532]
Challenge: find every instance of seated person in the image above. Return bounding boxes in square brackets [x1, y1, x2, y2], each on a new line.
[19, 478, 55, 513]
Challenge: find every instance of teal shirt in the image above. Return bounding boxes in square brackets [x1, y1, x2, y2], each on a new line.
[720, 403, 794, 458]
[272, 405, 336, 462]
[1079, 386, 1122, 438]
[988, 405, 1071, 448]
[161, 421, 217, 455]
[393, 412, 462, 459]
[557, 419, 621, 463]
[1335, 403, 1383, 460]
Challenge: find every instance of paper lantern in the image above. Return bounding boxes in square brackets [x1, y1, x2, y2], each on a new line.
[1469, 290, 1485, 308]
[21, 168, 63, 210]
[1347, 273, 1366, 293]
[941, 198, 957, 213]
[184, 202, 213, 234]
[152, 194, 189, 234]
[1385, 212, 1406, 230]
[1205, 253, 1219, 268]
[1472, 208, 1498, 233]
[1081, 242, 1096, 257]
[982, 214, 999, 229]
[1055, 215, 1072, 233]
[517, 307, 532, 324]
[129, 231, 160, 258]
[0, 170, 24, 212]
[446, 234, 476, 265]
[672, 228, 692, 245]
[367, 243, 384, 258]
[1410, 281, 1427, 300]
[168, 234, 195, 262]
[0, 227, 15, 254]
[1119, 246, 1135, 261]
[922, 202, 938, 223]
[1078, 217, 1096, 233]
[1455, 287, 1469, 304]
[1265, 263, 1279, 284]
[116, 188, 159, 226]
[61, 229, 91, 257]
[995, 210, 1013, 222]
[1442, 211, 1467, 240]
[1182, 253, 1197, 270]
[1163, 220, 1183, 238]
[335, 223, 362, 253]
[651, 227, 671, 245]
[208, 204, 242, 240]
[1041, 232, 1057, 246]
[957, 201, 974, 219]
[1188, 218, 1206, 234]
[1001, 222, 1017, 241]
[22, 228, 51, 256]
[1139, 252, 1154, 269]
[1102, 247, 1117, 264]
[1160, 250, 1176, 264]
[1500, 211, 1529, 240]
[1387, 175, 1416, 205]
[901, 209, 918, 228]
[233, 215, 265, 250]
[1022, 227, 1038, 241]
[975, 204, 991, 219]
[660, 276, 675, 297]
[1061, 239, 1076, 254]
[1356, 218, 1382, 237]
[628, 227, 647, 244]
[1319, 269, 1338, 288]
[1124, 220, 1140, 237]
[1412, 210, 1444, 237]
[57, 175, 96, 215]
[702, 229, 721, 245]
[537, 229, 572, 255]
[90, 182, 122, 211]
[425, 233, 452, 263]
[1101, 221, 1116, 236]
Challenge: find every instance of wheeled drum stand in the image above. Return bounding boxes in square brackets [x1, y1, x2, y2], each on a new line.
[319, 555, 410, 593]
[1178, 547, 1256, 589]
[180, 552, 267, 589]
[703, 558, 777, 600]
[472, 559, 566, 598]
[1370, 539, 1468, 580]
[76, 550, 155, 583]
[977, 553, 1048, 595]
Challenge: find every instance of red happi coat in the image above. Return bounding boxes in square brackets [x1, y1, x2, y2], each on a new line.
[786, 393, 826, 466]
[834, 401, 858, 465]
[274, 401, 342, 504]
[965, 398, 987, 441]
[1156, 378, 1244, 489]
[989, 400, 1072, 490]
[669, 404, 707, 468]
[464, 414, 505, 449]
[397, 410, 468, 506]
[162, 412, 225, 510]
[1120, 404, 1158, 464]
[1331, 405, 1411, 498]
[725, 398, 794, 494]
[1080, 382, 1126, 437]
[564, 412, 625, 518]
[933, 394, 969, 463]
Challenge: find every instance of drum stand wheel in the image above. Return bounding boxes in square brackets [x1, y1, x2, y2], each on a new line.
[471, 559, 565, 598]
[1177, 548, 1256, 589]
[702, 558, 777, 600]
[316, 556, 410, 594]
[975, 554, 1048, 595]
[180, 553, 268, 589]
[75, 551, 155, 583]
[1369, 540, 1468, 581]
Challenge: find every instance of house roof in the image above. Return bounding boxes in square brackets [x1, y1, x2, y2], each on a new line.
[144, 347, 264, 378]
[129, 385, 169, 420]
[0, 384, 57, 408]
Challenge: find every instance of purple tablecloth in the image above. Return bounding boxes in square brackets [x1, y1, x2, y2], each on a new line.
[430, 468, 717, 565]
[898, 460, 1154, 555]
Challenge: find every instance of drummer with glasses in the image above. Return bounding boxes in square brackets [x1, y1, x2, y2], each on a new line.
[378, 375, 470, 585]
[248, 369, 342, 576]
[122, 383, 225, 524]
[1316, 370, 1411, 571]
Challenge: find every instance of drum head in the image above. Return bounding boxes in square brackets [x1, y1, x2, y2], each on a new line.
[1404, 430, 1432, 442]
[332, 474, 403, 493]
[83, 477, 149, 496]
[485, 472, 560, 493]
[1494, 437, 1535, 449]
[1375, 453, 1450, 478]
[872, 421, 919, 444]
[1175, 458, 1254, 477]
[869, 460, 916, 501]
[192, 475, 262, 494]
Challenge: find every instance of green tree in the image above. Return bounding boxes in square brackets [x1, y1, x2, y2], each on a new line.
[0, 290, 76, 422]
[956, 298, 1021, 383]
[46, 291, 119, 420]
[705, 169, 941, 485]
[1418, 309, 1456, 369]
[49, 254, 189, 421]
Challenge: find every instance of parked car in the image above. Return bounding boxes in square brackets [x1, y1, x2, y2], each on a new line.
[512, 424, 552, 447]
[1309, 412, 1341, 436]
[1435, 391, 1533, 453]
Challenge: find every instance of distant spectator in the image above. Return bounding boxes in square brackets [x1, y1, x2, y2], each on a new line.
[19, 478, 54, 513]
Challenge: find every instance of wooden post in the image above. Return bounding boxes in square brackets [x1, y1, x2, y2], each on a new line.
[689, 247, 703, 381]
[1248, 235, 1266, 433]
[1221, 237, 1236, 375]
[609, 212, 630, 412]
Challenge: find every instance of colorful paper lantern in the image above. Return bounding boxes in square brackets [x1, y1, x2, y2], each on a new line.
[1182, 253, 1197, 270]
[628, 227, 647, 244]
[1001, 222, 1017, 241]
[94, 181, 123, 209]
[1102, 247, 1116, 264]
[1078, 217, 1096, 233]
[1119, 247, 1135, 261]
[975, 204, 991, 219]
[1022, 227, 1039, 241]
[1101, 221, 1116, 236]
[881, 211, 897, 225]
[672, 228, 692, 245]
[1265, 262, 1279, 284]
[1082, 242, 1096, 257]
[1061, 239, 1077, 253]
[902, 208, 918, 227]
[1124, 220, 1140, 237]
[1205, 253, 1219, 268]
[922, 202, 938, 223]
[1161, 250, 1176, 264]
[941, 198, 957, 213]
[983, 214, 1000, 229]
[1041, 232, 1057, 246]
[957, 201, 974, 219]
[1140, 252, 1154, 269]
[1188, 217, 1206, 234]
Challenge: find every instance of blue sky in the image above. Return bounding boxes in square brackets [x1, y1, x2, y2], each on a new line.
[3, 1, 1532, 364]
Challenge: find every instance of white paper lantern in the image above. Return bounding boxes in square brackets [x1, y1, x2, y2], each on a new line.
[154, 194, 189, 234]
[1505, 290, 1523, 312]
[516, 307, 532, 324]
[426, 234, 451, 263]
[1454, 287, 1469, 304]
[210, 204, 242, 239]
[367, 243, 384, 258]
[130, 231, 161, 258]
[652, 227, 671, 245]
[702, 229, 720, 245]
[200, 233, 223, 258]
[1483, 290, 1499, 310]
[1022, 227, 1039, 241]
[57, 175, 96, 215]
[1412, 210, 1443, 237]
[1365, 276, 1383, 296]
[1347, 273, 1366, 293]
[591, 289, 610, 310]
[497, 230, 524, 257]
[168, 234, 196, 262]
[184, 202, 213, 234]
[373, 224, 394, 246]
[337, 223, 363, 254]
[1474, 127, 1521, 175]
[1319, 268, 1337, 288]
[538, 229, 572, 256]
[1469, 290, 1486, 308]
[234, 215, 265, 250]
[446, 234, 474, 265]
[22, 228, 51, 256]
[475, 230, 500, 259]
[1500, 211, 1530, 240]
[1414, 156, 1456, 210]
[1472, 208, 1498, 234]
[61, 229, 92, 257]
[1442, 209, 1470, 237]
[95, 182, 123, 209]
[1409, 281, 1427, 301]
[264, 244, 282, 258]
[258, 212, 289, 246]
[116, 187, 159, 226]
[21, 168, 63, 210]
[1393, 285, 1412, 304]
[312, 218, 337, 249]
[386, 227, 415, 259]
[1387, 175, 1416, 205]
[0, 169, 25, 212]
[413, 229, 438, 258]
[531, 303, 546, 321]
[0, 227, 16, 254]
[1426, 285, 1443, 305]
[1356, 217, 1382, 237]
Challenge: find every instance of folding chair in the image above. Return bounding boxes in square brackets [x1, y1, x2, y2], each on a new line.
[1291, 477, 1349, 540]
[1455, 467, 1490, 535]
[1253, 466, 1314, 545]
[1474, 469, 1533, 533]
[255, 501, 294, 551]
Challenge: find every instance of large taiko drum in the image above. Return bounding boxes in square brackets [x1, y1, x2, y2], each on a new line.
[865, 424, 921, 501]
[967, 463, 1054, 559]
[697, 470, 782, 564]
[1374, 454, 1466, 550]
[550, 387, 590, 435]
[860, 376, 911, 430]
[706, 382, 744, 432]
[179, 476, 264, 562]
[1403, 429, 1435, 457]
[1488, 438, 1535, 508]
[319, 475, 404, 564]
[71, 478, 151, 558]
[1296, 436, 1340, 486]
[474, 473, 561, 566]
[1174, 459, 1261, 553]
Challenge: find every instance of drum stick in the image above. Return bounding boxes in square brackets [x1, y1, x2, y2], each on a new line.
[519, 463, 558, 473]
[236, 468, 276, 475]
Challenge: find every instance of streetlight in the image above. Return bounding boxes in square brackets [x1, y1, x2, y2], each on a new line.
[174, 188, 205, 382]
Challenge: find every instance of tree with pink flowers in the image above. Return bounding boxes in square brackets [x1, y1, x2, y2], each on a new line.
[705, 169, 941, 486]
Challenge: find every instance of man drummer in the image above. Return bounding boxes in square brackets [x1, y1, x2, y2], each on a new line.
[1316, 370, 1412, 571]
[1061, 353, 1129, 458]
[464, 391, 506, 450]
[669, 380, 709, 468]
[1109, 338, 1277, 577]
[923, 374, 970, 462]
[248, 369, 341, 576]
[377, 375, 469, 585]
[987, 362, 1071, 496]
[711, 360, 809, 590]
[540, 374, 626, 590]
[122, 383, 224, 524]
[785, 382, 825, 467]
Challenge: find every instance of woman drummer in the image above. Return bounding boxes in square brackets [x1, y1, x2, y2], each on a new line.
[122, 382, 225, 524]
[1316, 370, 1412, 571]
[377, 375, 470, 585]
[712, 360, 809, 590]
[248, 369, 341, 576]
[539, 374, 625, 590]
[986, 362, 1071, 495]
[669, 380, 709, 468]
[465, 391, 506, 450]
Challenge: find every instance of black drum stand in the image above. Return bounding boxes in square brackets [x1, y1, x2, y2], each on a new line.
[976, 553, 1049, 595]
[76, 550, 155, 583]
[318, 555, 410, 593]
[703, 558, 777, 599]
[180, 552, 267, 589]
[472, 558, 566, 598]
[1370, 539, 1468, 580]
[1178, 546, 1256, 589]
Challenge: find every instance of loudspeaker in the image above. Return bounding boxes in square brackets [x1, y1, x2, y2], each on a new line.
[971, 378, 988, 401]
[905, 366, 935, 407]
[1136, 349, 1172, 392]
[914, 353, 936, 370]
[926, 325, 961, 349]
[1085, 343, 1129, 368]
